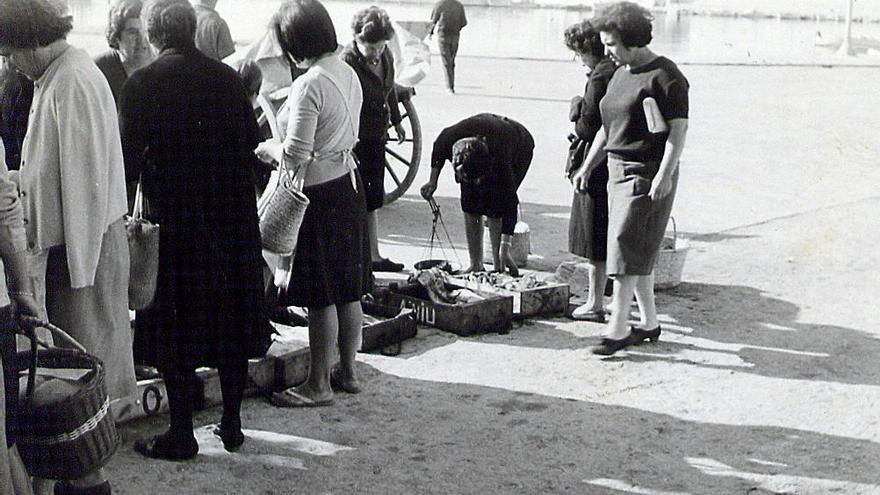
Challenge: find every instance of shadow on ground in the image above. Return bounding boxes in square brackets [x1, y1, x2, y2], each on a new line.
[110, 360, 880, 495]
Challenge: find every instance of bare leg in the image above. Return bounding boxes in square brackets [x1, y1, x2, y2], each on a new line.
[586, 261, 607, 310]
[462, 212, 485, 272]
[335, 301, 363, 390]
[486, 217, 503, 271]
[632, 271, 659, 329]
[572, 259, 607, 317]
[606, 275, 637, 340]
[366, 209, 382, 262]
[297, 304, 336, 402]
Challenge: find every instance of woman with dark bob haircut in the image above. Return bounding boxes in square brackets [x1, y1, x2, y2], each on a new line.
[95, 0, 152, 107]
[342, 6, 408, 273]
[120, 0, 272, 460]
[256, 0, 369, 407]
[565, 19, 617, 323]
[571, 1, 689, 355]
[0, 0, 136, 493]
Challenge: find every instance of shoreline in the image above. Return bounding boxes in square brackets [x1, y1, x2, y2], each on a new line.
[381, 0, 880, 24]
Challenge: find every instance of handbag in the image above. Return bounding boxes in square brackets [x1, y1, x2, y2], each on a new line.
[257, 155, 310, 256]
[126, 180, 159, 310]
[565, 137, 587, 178]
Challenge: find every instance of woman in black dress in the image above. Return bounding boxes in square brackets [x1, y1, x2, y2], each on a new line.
[565, 19, 617, 322]
[341, 6, 408, 273]
[120, 0, 272, 458]
[571, 2, 689, 355]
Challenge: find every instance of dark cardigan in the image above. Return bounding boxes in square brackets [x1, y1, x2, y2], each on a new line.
[340, 42, 402, 142]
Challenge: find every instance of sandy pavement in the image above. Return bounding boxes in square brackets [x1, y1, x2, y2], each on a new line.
[105, 55, 880, 494]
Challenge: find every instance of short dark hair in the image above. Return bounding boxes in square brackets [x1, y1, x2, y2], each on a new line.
[593, 1, 653, 48]
[142, 0, 196, 51]
[452, 137, 490, 182]
[351, 6, 395, 44]
[563, 19, 604, 58]
[0, 0, 74, 49]
[271, 0, 337, 63]
[106, 0, 143, 50]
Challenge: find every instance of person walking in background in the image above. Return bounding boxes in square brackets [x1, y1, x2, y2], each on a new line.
[429, 0, 466, 93]
[94, 0, 152, 108]
[120, 0, 272, 459]
[0, 0, 136, 492]
[570, 2, 690, 355]
[256, 0, 369, 407]
[420, 113, 533, 275]
[565, 19, 617, 323]
[342, 6, 407, 273]
[192, 0, 234, 61]
[0, 57, 33, 171]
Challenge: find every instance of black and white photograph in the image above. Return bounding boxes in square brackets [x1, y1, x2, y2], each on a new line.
[0, 0, 877, 493]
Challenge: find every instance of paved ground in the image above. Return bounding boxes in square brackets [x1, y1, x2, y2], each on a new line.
[106, 55, 880, 494]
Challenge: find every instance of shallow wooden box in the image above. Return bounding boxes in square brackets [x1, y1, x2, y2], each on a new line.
[370, 285, 513, 336]
[447, 277, 570, 318]
[361, 300, 418, 352]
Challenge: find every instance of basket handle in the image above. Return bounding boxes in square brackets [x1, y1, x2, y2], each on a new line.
[669, 216, 677, 251]
[19, 317, 88, 353]
[17, 317, 89, 403]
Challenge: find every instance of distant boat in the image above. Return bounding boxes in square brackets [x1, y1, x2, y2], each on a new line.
[814, 30, 839, 48]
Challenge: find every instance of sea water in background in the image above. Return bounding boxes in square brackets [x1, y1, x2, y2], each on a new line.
[66, 0, 880, 65]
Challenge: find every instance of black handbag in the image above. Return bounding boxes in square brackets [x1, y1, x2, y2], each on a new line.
[565, 137, 587, 178]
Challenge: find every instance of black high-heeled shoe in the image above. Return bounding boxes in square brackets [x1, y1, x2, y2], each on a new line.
[629, 325, 662, 344]
[591, 335, 633, 356]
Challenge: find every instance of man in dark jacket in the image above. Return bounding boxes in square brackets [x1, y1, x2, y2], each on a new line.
[429, 0, 467, 93]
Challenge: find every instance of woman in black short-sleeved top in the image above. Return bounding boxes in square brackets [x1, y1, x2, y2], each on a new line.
[571, 2, 689, 355]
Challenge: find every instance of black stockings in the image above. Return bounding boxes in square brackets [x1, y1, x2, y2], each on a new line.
[161, 360, 248, 439]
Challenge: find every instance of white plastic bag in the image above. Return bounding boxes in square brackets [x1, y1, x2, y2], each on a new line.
[388, 21, 432, 87]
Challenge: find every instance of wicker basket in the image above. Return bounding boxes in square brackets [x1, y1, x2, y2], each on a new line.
[14, 320, 120, 480]
[654, 217, 689, 290]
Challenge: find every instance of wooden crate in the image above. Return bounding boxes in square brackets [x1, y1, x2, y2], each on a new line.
[361, 301, 418, 353]
[114, 355, 281, 423]
[272, 347, 311, 390]
[371, 285, 512, 336]
[447, 277, 569, 317]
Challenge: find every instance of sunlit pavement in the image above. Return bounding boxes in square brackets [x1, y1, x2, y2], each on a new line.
[105, 56, 880, 494]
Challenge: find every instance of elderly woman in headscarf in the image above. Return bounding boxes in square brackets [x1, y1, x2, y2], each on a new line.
[120, 0, 271, 459]
[0, 0, 135, 492]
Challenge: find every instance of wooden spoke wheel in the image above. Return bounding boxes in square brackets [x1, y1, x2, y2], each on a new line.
[383, 88, 421, 205]
[254, 85, 423, 206]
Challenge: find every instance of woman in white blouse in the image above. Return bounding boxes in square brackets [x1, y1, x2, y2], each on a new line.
[256, 0, 369, 407]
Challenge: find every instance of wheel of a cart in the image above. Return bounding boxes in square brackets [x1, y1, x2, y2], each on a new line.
[383, 86, 421, 205]
[253, 84, 422, 205]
